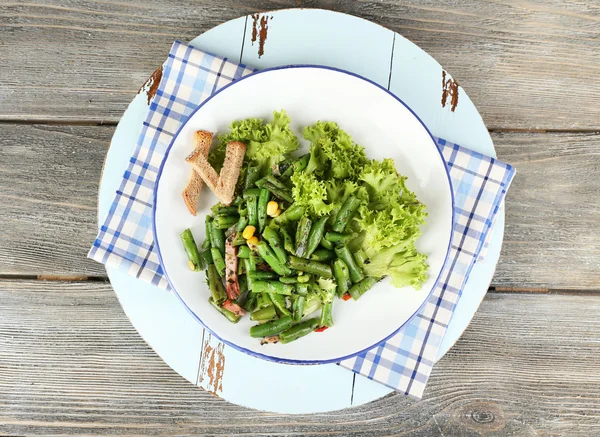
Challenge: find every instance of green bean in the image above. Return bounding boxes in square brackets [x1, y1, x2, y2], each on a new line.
[281, 153, 310, 180]
[249, 253, 260, 271]
[277, 159, 293, 177]
[297, 275, 311, 284]
[238, 274, 248, 293]
[234, 275, 249, 307]
[334, 245, 364, 283]
[349, 277, 379, 300]
[248, 271, 279, 281]
[324, 232, 356, 244]
[250, 304, 277, 321]
[263, 182, 294, 203]
[310, 248, 335, 262]
[201, 249, 214, 266]
[209, 222, 225, 255]
[224, 225, 236, 239]
[236, 215, 249, 232]
[320, 238, 334, 250]
[295, 216, 312, 258]
[262, 226, 288, 265]
[254, 177, 266, 188]
[264, 175, 287, 190]
[244, 256, 256, 273]
[180, 229, 203, 271]
[209, 297, 240, 323]
[253, 280, 294, 296]
[212, 205, 238, 216]
[231, 232, 247, 247]
[281, 227, 295, 253]
[237, 245, 251, 259]
[270, 293, 291, 317]
[332, 197, 362, 232]
[243, 188, 260, 227]
[213, 214, 240, 229]
[243, 259, 254, 291]
[292, 295, 305, 322]
[289, 256, 333, 278]
[332, 259, 351, 297]
[207, 264, 226, 303]
[294, 153, 310, 172]
[306, 216, 328, 258]
[211, 247, 226, 277]
[279, 276, 298, 284]
[250, 316, 293, 338]
[245, 164, 261, 189]
[279, 318, 319, 344]
[256, 292, 272, 309]
[353, 249, 369, 269]
[201, 238, 211, 250]
[242, 293, 258, 312]
[320, 300, 334, 328]
[274, 204, 305, 224]
[237, 259, 244, 275]
[280, 161, 294, 180]
[295, 283, 309, 296]
[255, 241, 292, 276]
[258, 189, 270, 232]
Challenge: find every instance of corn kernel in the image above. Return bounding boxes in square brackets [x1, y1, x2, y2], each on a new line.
[267, 201, 280, 217]
[242, 225, 256, 240]
[271, 208, 282, 217]
[246, 236, 259, 248]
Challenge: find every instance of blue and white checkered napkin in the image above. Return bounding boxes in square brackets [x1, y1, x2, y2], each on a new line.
[89, 41, 515, 399]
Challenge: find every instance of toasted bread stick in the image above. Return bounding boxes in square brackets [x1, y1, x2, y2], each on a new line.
[217, 141, 246, 205]
[189, 141, 246, 205]
[182, 130, 213, 215]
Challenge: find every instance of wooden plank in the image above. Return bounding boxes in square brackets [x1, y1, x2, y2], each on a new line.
[1, 280, 599, 435]
[0, 1, 598, 129]
[2, 125, 598, 289]
[0, 124, 110, 276]
[493, 131, 600, 289]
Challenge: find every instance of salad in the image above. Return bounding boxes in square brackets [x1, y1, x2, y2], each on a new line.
[180, 110, 428, 344]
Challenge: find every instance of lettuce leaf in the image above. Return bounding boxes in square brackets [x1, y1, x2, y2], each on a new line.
[290, 171, 335, 217]
[303, 121, 367, 180]
[355, 158, 428, 288]
[363, 245, 429, 289]
[209, 110, 299, 173]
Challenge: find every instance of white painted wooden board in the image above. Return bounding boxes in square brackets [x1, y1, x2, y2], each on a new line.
[99, 9, 504, 413]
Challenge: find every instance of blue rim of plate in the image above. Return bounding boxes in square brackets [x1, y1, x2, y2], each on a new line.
[152, 64, 456, 365]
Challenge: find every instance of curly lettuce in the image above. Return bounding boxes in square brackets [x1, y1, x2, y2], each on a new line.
[290, 171, 335, 217]
[209, 110, 299, 173]
[355, 158, 429, 288]
[303, 121, 367, 180]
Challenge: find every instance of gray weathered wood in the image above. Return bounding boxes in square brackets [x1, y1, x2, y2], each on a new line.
[494, 131, 600, 289]
[1, 0, 599, 129]
[0, 124, 111, 277]
[2, 125, 599, 290]
[0, 280, 598, 436]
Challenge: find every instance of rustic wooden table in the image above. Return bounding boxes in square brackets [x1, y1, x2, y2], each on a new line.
[1, 1, 599, 436]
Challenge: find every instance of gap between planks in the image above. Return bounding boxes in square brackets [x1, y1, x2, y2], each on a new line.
[0, 119, 598, 134]
[0, 275, 598, 296]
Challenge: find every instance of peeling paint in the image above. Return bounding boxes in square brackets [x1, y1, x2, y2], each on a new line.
[251, 13, 259, 45]
[199, 333, 225, 394]
[139, 66, 163, 106]
[250, 13, 271, 58]
[441, 70, 459, 112]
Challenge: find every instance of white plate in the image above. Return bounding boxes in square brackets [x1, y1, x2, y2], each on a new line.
[153, 65, 454, 364]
